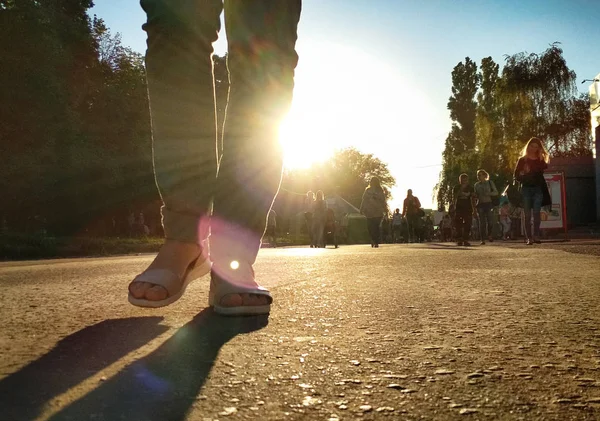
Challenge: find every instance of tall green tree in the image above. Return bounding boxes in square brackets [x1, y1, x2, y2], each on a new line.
[436, 57, 480, 208]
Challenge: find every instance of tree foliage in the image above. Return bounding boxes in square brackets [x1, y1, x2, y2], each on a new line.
[436, 44, 592, 209]
[281, 147, 396, 210]
[0, 2, 155, 235]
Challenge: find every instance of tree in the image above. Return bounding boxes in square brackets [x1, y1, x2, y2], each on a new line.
[436, 45, 592, 210]
[436, 57, 480, 208]
[281, 147, 396, 210]
[0, 2, 158, 236]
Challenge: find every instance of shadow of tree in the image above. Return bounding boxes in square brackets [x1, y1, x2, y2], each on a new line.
[49, 309, 268, 421]
[0, 316, 168, 421]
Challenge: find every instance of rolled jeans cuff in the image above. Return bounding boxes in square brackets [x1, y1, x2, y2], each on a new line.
[161, 206, 209, 244]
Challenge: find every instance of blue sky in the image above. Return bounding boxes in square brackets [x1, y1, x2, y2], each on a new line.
[90, 0, 599, 208]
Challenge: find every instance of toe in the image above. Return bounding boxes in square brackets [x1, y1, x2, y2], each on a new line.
[249, 294, 268, 306]
[129, 281, 151, 299]
[145, 285, 169, 301]
[220, 293, 244, 308]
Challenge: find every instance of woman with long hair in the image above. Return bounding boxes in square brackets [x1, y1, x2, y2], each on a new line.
[514, 137, 550, 245]
[360, 176, 387, 248]
[473, 169, 498, 245]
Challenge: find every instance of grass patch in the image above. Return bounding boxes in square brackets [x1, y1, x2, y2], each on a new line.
[0, 232, 163, 261]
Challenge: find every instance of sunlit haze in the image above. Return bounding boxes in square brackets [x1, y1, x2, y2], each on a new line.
[90, 0, 598, 209]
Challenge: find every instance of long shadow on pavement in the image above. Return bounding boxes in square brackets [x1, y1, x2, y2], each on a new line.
[0, 316, 168, 421]
[49, 309, 268, 421]
[415, 243, 478, 250]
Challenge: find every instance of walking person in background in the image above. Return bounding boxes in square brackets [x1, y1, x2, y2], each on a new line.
[360, 176, 387, 248]
[424, 215, 434, 242]
[514, 137, 550, 245]
[474, 169, 498, 245]
[402, 189, 421, 243]
[304, 190, 315, 247]
[453, 173, 477, 246]
[128, 1, 302, 315]
[391, 208, 402, 243]
[324, 207, 338, 248]
[441, 213, 453, 242]
[312, 190, 327, 248]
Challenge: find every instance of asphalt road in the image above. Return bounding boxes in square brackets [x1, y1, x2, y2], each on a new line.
[1, 243, 599, 421]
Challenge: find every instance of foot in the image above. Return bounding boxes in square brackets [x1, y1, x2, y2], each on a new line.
[464, 241, 471, 246]
[480, 241, 486, 245]
[488, 237, 494, 243]
[210, 271, 271, 312]
[128, 240, 201, 302]
[457, 241, 464, 246]
[526, 239, 533, 245]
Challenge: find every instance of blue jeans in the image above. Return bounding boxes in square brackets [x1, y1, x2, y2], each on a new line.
[477, 202, 493, 241]
[141, 0, 301, 273]
[521, 185, 543, 239]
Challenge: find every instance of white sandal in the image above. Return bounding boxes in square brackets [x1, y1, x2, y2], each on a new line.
[128, 256, 211, 308]
[208, 272, 272, 316]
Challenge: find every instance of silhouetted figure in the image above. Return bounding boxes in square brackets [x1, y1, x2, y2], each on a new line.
[441, 214, 452, 242]
[304, 190, 315, 247]
[360, 177, 387, 248]
[453, 174, 476, 246]
[474, 169, 499, 245]
[312, 190, 327, 248]
[424, 215, 434, 242]
[402, 189, 421, 243]
[391, 208, 402, 243]
[324, 207, 338, 248]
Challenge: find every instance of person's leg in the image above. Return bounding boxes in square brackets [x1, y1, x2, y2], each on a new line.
[463, 212, 473, 244]
[130, 0, 223, 303]
[304, 213, 313, 246]
[500, 219, 509, 239]
[317, 220, 325, 247]
[313, 218, 323, 247]
[366, 218, 375, 245]
[522, 187, 533, 241]
[485, 205, 494, 240]
[532, 187, 543, 240]
[374, 217, 382, 246]
[210, 1, 301, 306]
[333, 225, 338, 248]
[477, 206, 486, 243]
[454, 214, 463, 244]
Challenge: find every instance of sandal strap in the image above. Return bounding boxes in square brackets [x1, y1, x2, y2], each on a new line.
[210, 273, 272, 305]
[132, 269, 180, 297]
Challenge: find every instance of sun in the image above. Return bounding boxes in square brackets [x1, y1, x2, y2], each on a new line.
[278, 114, 333, 169]
[276, 39, 440, 209]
